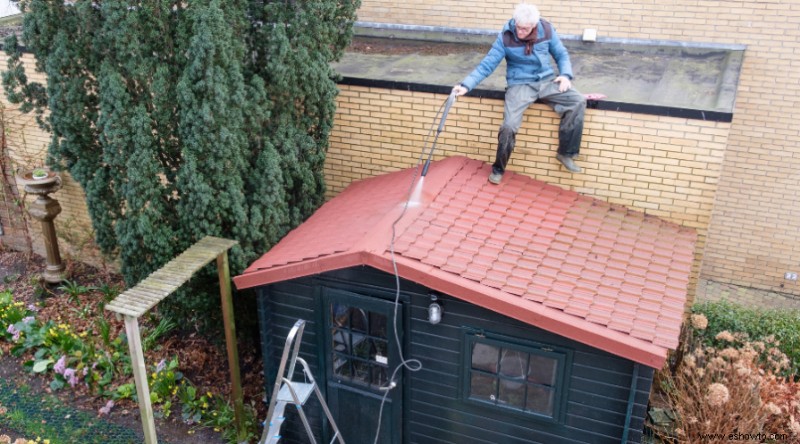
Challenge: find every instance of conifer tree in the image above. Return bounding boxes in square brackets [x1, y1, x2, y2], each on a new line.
[3, 0, 360, 322]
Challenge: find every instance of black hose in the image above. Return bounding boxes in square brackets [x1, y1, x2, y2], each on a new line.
[421, 91, 457, 177]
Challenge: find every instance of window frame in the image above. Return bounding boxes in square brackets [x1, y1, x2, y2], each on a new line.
[461, 330, 571, 424]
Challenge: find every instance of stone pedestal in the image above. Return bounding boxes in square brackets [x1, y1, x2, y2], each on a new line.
[17, 170, 66, 284]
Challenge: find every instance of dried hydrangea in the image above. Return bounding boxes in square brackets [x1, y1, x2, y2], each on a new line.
[706, 383, 730, 407]
[690, 314, 708, 330]
[764, 402, 782, 415]
[790, 418, 800, 435]
[715, 330, 735, 342]
[719, 347, 739, 360]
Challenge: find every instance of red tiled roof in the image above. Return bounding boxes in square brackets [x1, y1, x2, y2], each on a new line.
[234, 157, 696, 368]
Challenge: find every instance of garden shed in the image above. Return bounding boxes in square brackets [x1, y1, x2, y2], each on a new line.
[233, 156, 696, 444]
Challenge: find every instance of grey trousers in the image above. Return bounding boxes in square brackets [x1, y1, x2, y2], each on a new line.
[492, 79, 586, 175]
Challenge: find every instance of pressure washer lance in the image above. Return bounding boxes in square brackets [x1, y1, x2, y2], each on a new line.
[420, 90, 457, 177]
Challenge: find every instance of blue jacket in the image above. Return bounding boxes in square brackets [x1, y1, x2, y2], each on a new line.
[461, 18, 573, 92]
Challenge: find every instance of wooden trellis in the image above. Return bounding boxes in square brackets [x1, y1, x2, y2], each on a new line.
[106, 236, 242, 444]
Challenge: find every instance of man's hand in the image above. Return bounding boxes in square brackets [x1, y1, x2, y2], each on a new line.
[452, 84, 468, 96]
[554, 76, 572, 92]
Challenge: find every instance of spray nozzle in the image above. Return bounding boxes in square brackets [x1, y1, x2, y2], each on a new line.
[421, 91, 457, 177]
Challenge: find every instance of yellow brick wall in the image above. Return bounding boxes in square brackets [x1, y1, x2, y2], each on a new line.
[327, 86, 726, 296]
[354, 0, 800, 296]
[0, 53, 105, 268]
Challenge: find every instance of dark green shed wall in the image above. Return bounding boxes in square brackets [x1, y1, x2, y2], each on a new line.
[256, 266, 653, 444]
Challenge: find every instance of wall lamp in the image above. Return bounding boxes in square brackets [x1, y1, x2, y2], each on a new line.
[428, 292, 443, 325]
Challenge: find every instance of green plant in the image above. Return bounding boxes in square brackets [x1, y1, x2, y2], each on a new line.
[178, 384, 259, 442]
[147, 356, 183, 418]
[57, 280, 96, 303]
[97, 283, 120, 303]
[692, 300, 800, 377]
[142, 316, 177, 352]
[113, 382, 135, 401]
[0, 289, 28, 339]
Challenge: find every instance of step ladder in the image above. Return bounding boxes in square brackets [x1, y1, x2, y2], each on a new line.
[260, 319, 345, 444]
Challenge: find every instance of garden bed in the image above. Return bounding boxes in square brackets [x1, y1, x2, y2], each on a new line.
[0, 250, 267, 443]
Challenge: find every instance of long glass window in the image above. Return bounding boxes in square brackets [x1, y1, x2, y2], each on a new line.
[330, 303, 389, 390]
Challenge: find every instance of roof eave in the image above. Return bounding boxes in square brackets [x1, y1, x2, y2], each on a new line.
[233, 251, 368, 290]
[364, 253, 670, 369]
[235, 249, 672, 368]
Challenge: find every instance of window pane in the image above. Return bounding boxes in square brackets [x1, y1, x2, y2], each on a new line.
[369, 311, 387, 338]
[499, 349, 528, 379]
[373, 339, 388, 360]
[352, 333, 369, 359]
[498, 378, 526, 410]
[353, 360, 370, 384]
[332, 303, 349, 327]
[333, 355, 351, 378]
[472, 342, 499, 373]
[526, 384, 555, 416]
[528, 355, 557, 386]
[470, 373, 498, 403]
[332, 328, 348, 353]
[371, 365, 388, 388]
[350, 308, 368, 333]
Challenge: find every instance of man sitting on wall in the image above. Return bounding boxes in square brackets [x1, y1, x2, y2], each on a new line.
[452, 2, 586, 183]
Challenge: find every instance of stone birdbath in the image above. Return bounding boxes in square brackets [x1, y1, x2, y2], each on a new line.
[16, 168, 66, 284]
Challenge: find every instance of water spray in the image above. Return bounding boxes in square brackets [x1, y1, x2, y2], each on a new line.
[420, 90, 457, 177]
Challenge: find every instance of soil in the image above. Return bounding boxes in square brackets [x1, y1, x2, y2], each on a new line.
[0, 250, 268, 443]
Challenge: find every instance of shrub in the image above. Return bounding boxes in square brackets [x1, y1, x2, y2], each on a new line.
[657, 314, 800, 443]
[692, 299, 800, 377]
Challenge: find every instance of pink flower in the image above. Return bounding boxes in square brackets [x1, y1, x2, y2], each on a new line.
[5, 325, 20, 341]
[63, 368, 80, 387]
[54, 355, 67, 375]
[98, 400, 115, 416]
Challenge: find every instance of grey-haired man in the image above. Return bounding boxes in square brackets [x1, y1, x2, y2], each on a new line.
[453, 3, 586, 183]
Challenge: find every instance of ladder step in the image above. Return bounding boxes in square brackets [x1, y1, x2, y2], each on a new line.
[277, 381, 315, 405]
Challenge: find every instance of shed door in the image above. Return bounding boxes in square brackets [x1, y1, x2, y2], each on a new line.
[323, 289, 402, 444]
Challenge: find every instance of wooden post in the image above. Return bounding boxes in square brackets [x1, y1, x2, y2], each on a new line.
[218, 251, 245, 438]
[105, 237, 239, 443]
[124, 315, 158, 444]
